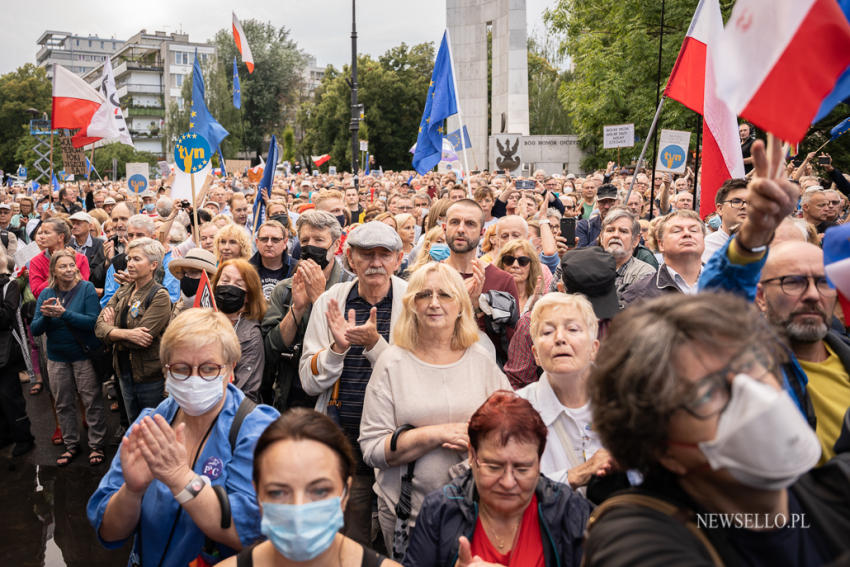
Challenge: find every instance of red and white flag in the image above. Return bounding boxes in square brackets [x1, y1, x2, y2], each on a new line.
[312, 154, 331, 167]
[52, 65, 105, 132]
[665, 0, 744, 218]
[75, 58, 135, 149]
[192, 270, 218, 310]
[713, 0, 850, 145]
[232, 12, 255, 73]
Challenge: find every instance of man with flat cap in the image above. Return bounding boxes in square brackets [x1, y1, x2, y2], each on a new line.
[299, 221, 408, 546]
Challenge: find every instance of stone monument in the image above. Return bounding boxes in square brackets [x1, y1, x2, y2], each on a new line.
[447, 0, 530, 171]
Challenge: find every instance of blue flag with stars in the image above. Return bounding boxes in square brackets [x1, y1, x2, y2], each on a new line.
[412, 31, 457, 174]
[446, 125, 471, 152]
[191, 49, 229, 154]
[233, 57, 241, 110]
[831, 116, 850, 140]
[52, 172, 60, 193]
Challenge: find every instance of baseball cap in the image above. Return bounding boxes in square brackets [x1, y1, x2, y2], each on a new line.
[560, 247, 619, 320]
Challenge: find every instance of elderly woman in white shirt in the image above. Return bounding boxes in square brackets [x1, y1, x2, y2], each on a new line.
[517, 292, 614, 492]
[359, 262, 510, 560]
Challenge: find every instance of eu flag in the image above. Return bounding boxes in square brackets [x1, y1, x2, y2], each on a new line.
[447, 125, 471, 152]
[233, 57, 241, 110]
[252, 135, 279, 233]
[191, 49, 229, 155]
[52, 172, 60, 193]
[831, 116, 850, 140]
[412, 31, 457, 174]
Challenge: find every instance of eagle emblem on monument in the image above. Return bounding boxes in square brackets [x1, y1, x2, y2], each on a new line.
[496, 138, 521, 171]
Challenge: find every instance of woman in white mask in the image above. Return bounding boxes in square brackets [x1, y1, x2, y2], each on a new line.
[218, 409, 401, 567]
[88, 309, 280, 566]
[581, 293, 850, 566]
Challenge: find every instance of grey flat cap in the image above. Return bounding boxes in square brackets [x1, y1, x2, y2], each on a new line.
[69, 211, 94, 223]
[346, 221, 403, 251]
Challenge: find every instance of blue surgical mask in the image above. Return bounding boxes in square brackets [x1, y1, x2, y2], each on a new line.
[143, 203, 155, 213]
[707, 215, 722, 230]
[429, 242, 451, 261]
[260, 495, 345, 561]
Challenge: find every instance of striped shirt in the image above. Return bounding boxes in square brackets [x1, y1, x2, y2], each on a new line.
[339, 284, 393, 473]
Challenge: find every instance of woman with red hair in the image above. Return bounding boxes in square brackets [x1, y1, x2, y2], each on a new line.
[403, 391, 592, 567]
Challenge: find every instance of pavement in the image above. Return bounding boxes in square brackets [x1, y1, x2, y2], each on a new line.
[0, 374, 131, 567]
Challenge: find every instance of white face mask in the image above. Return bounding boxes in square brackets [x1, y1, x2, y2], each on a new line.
[166, 375, 225, 416]
[699, 374, 821, 490]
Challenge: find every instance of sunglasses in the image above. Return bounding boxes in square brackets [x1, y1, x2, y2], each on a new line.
[502, 255, 531, 267]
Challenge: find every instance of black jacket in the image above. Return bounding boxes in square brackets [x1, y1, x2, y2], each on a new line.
[577, 216, 602, 248]
[621, 264, 681, 307]
[79, 237, 107, 289]
[403, 468, 592, 567]
[583, 421, 850, 567]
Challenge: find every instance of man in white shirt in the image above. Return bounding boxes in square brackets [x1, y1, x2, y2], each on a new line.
[702, 178, 749, 263]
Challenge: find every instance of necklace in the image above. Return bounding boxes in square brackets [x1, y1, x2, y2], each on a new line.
[485, 515, 521, 552]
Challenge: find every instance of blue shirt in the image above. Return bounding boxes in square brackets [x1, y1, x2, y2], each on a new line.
[87, 384, 279, 566]
[31, 280, 101, 362]
[101, 249, 180, 308]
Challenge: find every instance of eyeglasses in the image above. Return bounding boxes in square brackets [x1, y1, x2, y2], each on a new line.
[396, 205, 413, 212]
[723, 198, 748, 209]
[760, 274, 835, 297]
[258, 236, 284, 244]
[679, 345, 774, 419]
[473, 454, 537, 481]
[165, 362, 227, 381]
[502, 255, 531, 267]
[413, 289, 455, 303]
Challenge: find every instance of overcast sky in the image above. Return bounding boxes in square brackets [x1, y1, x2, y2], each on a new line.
[3, 0, 555, 76]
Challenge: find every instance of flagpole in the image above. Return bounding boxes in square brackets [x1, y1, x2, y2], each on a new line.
[444, 28, 473, 196]
[624, 95, 667, 206]
[190, 172, 200, 244]
[693, 114, 703, 212]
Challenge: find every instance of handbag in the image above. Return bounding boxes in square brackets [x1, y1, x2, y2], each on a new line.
[326, 380, 342, 425]
[62, 320, 113, 382]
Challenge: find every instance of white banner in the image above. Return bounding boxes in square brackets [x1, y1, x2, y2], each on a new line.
[655, 129, 692, 174]
[603, 124, 635, 149]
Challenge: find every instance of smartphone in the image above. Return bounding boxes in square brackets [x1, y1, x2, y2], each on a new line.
[818, 156, 831, 166]
[516, 179, 535, 190]
[561, 217, 576, 246]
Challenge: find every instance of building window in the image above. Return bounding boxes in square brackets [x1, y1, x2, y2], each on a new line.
[177, 98, 184, 111]
[75, 39, 79, 46]
[175, 74, 184, 87]
[183, 52, 189, 65]
[88, 40, 92, 47]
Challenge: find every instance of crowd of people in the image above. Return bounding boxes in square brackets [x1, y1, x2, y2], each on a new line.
[0, 130, 849, 565]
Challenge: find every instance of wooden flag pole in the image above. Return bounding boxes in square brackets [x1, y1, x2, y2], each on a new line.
[190, 172, 199, 244]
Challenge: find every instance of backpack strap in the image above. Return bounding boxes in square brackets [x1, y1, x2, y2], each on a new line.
[583, 493, 724, 567]
[229, 397, 257, 449]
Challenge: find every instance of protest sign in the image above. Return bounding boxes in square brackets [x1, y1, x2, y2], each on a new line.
[655, 129, 691, 174]
[603, 124, 635, 149]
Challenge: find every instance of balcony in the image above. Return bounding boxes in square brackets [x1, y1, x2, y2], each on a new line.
[113, 61, 164, 78]
[126, 106, 164, 118]
[116, 83, 164, 98]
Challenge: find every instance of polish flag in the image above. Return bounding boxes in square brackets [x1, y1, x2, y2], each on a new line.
[232, 12, 254, 73]
[52, 65, 105, 131]
[665, 0, 744, 218]
[312, 154, 331, 167]
[713, 0, 850, 145]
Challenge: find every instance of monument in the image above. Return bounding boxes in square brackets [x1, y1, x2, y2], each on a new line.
[447, 0, 530, 171]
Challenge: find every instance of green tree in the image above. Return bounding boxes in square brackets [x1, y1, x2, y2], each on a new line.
[545, 0, 734, 170]
[282, 125, 295, 161]
[297, 43, 435, 172]
[0, 64, 52, 175]
[89, 142, 159, 180]
[528, 37, 572, 135]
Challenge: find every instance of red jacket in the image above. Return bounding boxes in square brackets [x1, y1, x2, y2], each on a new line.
[29, 251, 90, 299]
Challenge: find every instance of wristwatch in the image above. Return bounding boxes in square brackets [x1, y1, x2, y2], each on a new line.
[735, 235, 770, 254]
[175, 474, 210, 504]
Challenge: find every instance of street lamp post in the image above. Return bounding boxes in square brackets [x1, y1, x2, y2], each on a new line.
[349, 0, 359, 190]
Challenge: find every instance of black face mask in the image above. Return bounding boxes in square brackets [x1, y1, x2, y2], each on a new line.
[335, 214, 347, 228]
[300, 244, 331, 270]
[180, 276, 200, 298]
[269, 214, 289, 226]
[214, 285, 246, 314]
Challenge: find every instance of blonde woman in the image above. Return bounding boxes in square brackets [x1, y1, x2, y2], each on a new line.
[408, 226, 447, 275]
[213, 223, 252, 263]
[495, 239, 547, 314]
[359, 262, 510, 558]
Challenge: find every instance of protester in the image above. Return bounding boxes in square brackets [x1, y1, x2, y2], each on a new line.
[516, 293, 613, 491]
[0, 246, 33, 457]
[359, 263, 510, 558]
[218, 409, 399, 566]
[214, 222, 253, 263]
[87, 309, 279, 566]
[31, 249, 108, 466]
[582, 293, 850, 565]
[251, 220, 295, 300]
[261, 211, 350, 409]
[95, 238, 171, 422]
[622, 210, 705, 305]
[576, 183, 619, 247]
[494, 239, 545, 314]
[404, 391, 592, 566]
[30, 218, 91, 299]
[299, 221, 406, 545]
[701, 179, 749, 263]
[68, 211, 107, 293]
[212, 258, 266, 402]
[598, 207, 656, 304]
[199, 221, 220, 253]
[168, 247, 218, 316]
